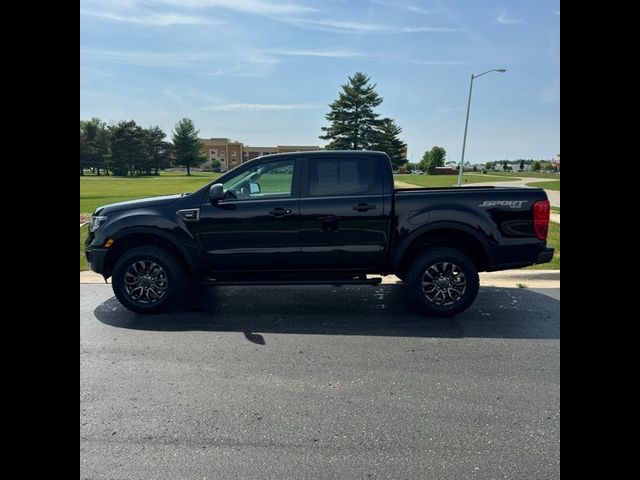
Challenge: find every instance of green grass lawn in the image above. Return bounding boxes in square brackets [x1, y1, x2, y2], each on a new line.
[80, 173, 222, 213]
[80, 225, 89, 271]
[526, 180, 560, 191]
[394, 174, 515, 188]
[490, 172, 560, 179]
[525, 221, 560, 270]
[551, 206, 560, 213]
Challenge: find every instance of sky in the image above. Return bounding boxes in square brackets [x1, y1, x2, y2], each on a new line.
[80, 0, 560, 164]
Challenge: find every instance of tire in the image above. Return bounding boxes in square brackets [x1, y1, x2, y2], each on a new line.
[112, 246, 187, 314]
[406, 247, 479, 317]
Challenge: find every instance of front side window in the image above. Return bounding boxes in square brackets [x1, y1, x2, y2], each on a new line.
[222, 159, 294, 201]
[308, 158, 373, 196]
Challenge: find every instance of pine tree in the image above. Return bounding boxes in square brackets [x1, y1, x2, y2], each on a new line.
[144, 126, 172, 176]
[373, 118, 407, 170]
[172, 118, 204, 176]
[108, 120, 147, 176]
[320, 72, 384, 150]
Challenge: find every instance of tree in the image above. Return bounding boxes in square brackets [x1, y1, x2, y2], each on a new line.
[172, 118, 204, 175]
[211, 159, 222, 172]
[372, 118, 407, 170]
[532, 160, 541, 172]
[144, 126, 172, 175]
[519, 159, 525, 171]
[80, 118, 110, 175]
[80, 131, 90, 175]
[320, 72, 384, 150]
[108, 120, 148, 176]
[419, 146, 447, 174]
[502, 160, 509, 171]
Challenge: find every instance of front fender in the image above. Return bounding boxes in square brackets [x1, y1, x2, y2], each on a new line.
[97, 212, 199, 273]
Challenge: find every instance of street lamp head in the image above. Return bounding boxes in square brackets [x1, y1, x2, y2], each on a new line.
[496, 69, 506, 73]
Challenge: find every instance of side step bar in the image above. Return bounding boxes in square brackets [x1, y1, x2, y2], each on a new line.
[198, 277, 383, 286]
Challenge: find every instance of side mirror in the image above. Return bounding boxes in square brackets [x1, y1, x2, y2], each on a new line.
[209, 183, 224, 203]
[249, 182, 261, 194]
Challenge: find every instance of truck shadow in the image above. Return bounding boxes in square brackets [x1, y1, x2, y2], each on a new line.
[92, 285, 559, 341]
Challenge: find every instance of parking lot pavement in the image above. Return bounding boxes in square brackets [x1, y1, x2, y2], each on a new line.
[81, 284, 559, 480]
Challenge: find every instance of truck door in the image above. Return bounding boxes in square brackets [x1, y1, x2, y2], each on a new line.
[299, 155, 389, 269]
[196, 157, 301, 271]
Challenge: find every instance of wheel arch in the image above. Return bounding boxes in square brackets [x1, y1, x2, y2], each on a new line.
[104, 228, 196, 278]
[393, 222, 494, 276]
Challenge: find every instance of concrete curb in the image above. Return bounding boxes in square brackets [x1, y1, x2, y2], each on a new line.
[81, 269, 559, 288]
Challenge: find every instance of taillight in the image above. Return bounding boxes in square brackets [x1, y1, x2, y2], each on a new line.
[533, 200, 550, 240]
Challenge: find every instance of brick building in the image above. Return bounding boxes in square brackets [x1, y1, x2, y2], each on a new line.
[200, 138, 322, 172]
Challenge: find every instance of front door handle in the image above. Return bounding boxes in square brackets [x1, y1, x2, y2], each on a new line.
[352, 203, 376, 212]
[269, 207, 293, 217]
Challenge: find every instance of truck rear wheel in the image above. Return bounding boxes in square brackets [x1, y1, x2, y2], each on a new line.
[112, 246, 187, 314]
[406, 247, 479, 317]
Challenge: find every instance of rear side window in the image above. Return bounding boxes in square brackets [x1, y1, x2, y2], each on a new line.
[308, 158, 374, 196]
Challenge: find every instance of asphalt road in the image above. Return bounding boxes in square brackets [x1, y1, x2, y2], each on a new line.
[81, 283, 560, 480]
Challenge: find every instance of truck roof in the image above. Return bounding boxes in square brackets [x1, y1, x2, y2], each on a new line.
[258, 150, 389, 159]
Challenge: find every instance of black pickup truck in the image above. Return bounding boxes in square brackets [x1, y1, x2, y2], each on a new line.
[85, 151, 553, 316]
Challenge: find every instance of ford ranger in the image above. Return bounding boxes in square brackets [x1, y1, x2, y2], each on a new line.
[85, 151, 553, 316]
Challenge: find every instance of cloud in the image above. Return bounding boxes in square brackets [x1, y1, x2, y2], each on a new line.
[152, 0, 316, 15]
[495, 8, 523, 24]
[81, 9, 216, 26]
[401, 26, 461, 32]
[199, 103, 320, 111]
[80, 67, 117, 79]
[80, 48, 280, 77]
[405, 5, 435, 15]
[80, 48, 216, 67]
[370, 0, 436, 15]
[268, 48, 361, 58]
[81, 0, 316, 27]
[278, 17, 461, 33]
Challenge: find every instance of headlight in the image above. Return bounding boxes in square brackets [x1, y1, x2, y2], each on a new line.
[89, 215, 108, 232]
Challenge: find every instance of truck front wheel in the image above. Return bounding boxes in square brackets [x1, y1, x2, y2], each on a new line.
[111, 246, 187, 314]
[406, 247, 479, 317]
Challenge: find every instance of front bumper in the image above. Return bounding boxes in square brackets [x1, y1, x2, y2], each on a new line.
[85, 247, 108, 274]
[534, 247, 555, 264]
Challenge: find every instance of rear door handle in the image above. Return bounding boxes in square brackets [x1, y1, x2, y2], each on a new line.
[352, 203, 376, 212]
[269, 207, 293, 217]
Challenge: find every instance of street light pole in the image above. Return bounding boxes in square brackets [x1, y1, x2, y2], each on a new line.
[456, 68, 506, 187]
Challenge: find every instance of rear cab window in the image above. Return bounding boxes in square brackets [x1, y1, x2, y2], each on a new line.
[307, 157, 379, 196]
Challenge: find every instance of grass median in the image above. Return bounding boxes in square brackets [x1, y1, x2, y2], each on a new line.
[394, 174, 515, 188]
[526, 180, 560, 191]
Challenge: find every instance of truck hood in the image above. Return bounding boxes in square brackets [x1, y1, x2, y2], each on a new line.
[94, 194, 185, 215]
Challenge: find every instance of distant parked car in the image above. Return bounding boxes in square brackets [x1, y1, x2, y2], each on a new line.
[410, 170, 423, 175]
